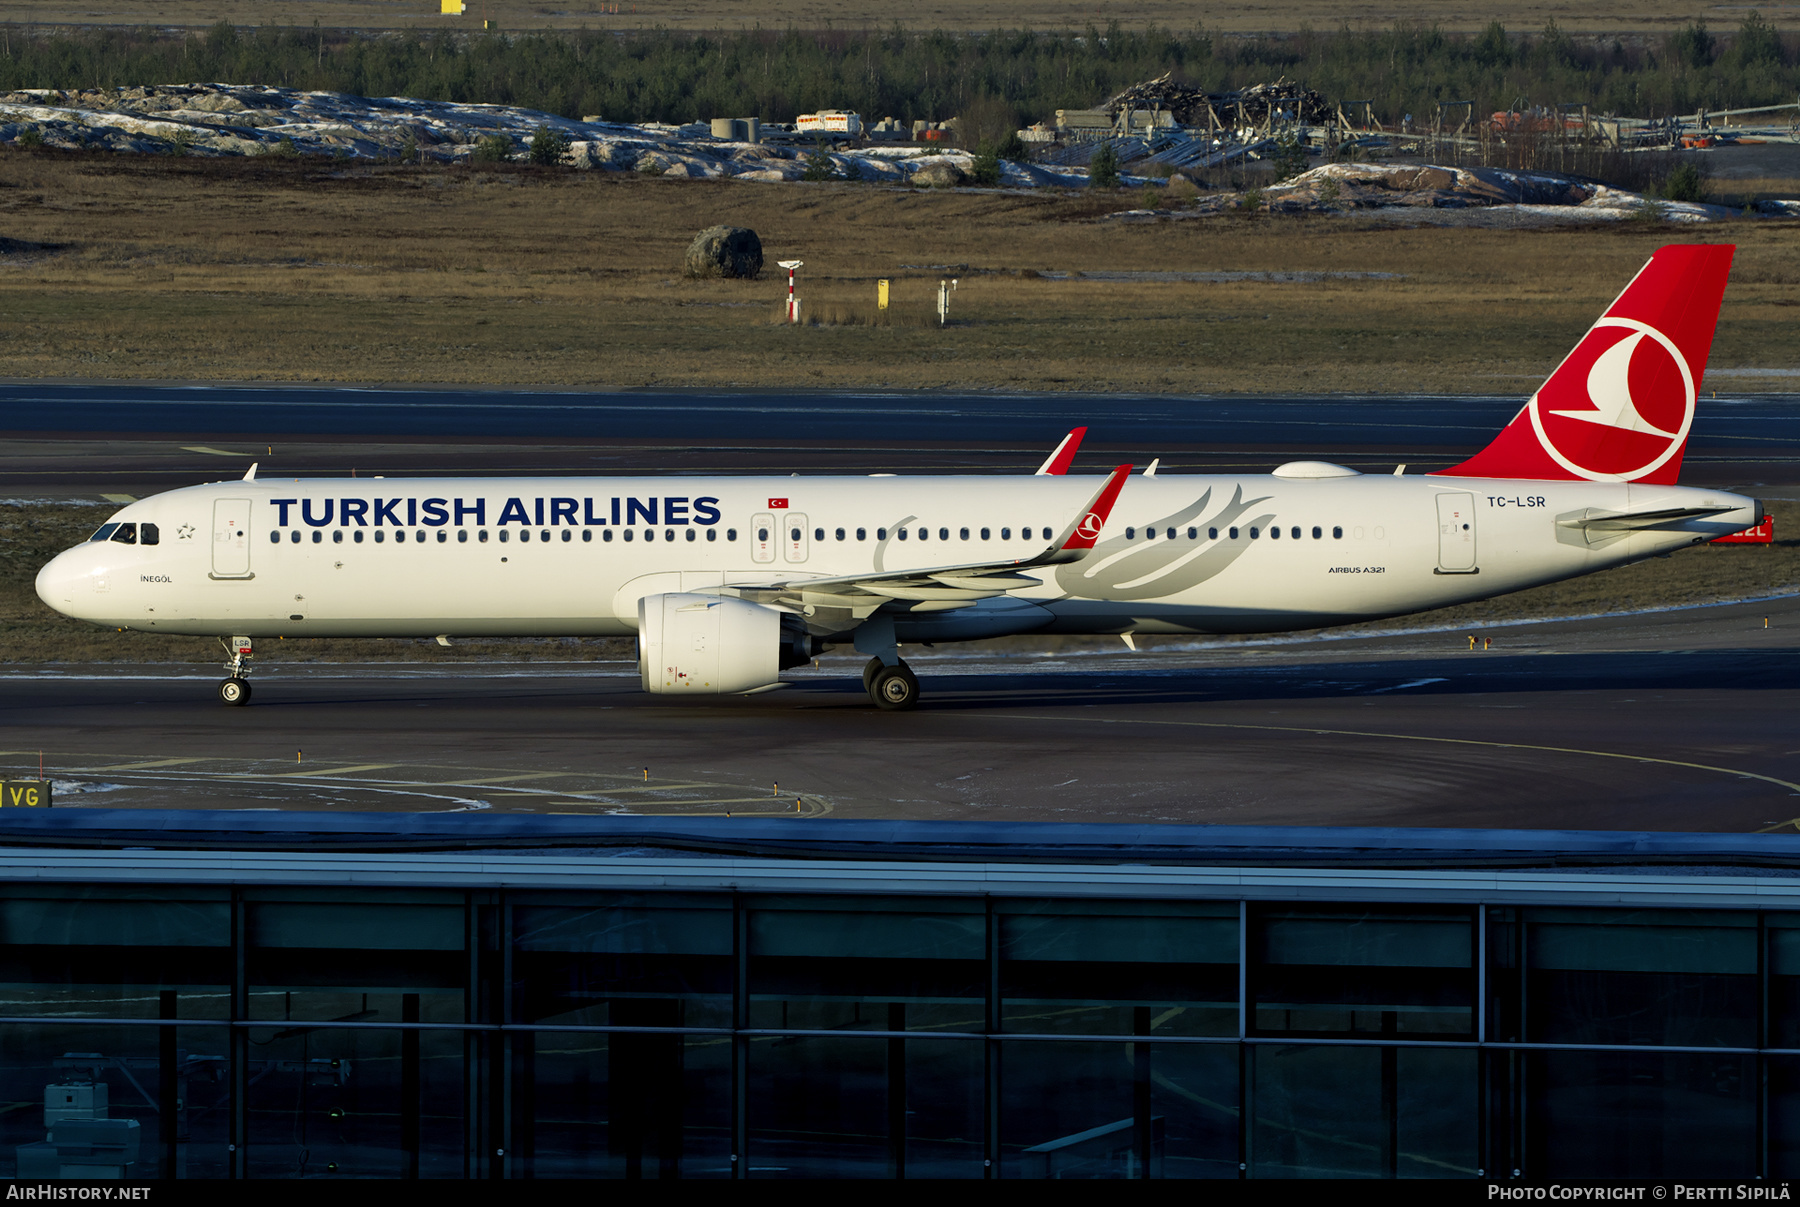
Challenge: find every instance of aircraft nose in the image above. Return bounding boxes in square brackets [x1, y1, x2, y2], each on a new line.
[35, 548, 86, 616]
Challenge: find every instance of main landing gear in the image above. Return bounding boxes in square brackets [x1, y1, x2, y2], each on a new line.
[863, 656, 919, 711]
[219, 635, 254, 707]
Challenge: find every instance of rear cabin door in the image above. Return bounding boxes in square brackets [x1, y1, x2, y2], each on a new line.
[1435, 492, 1477, 573]
[212, 498, 253, 578]
[783, 513, 810, 563]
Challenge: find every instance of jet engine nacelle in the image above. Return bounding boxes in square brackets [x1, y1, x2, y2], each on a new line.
[637, 592, 789, 695]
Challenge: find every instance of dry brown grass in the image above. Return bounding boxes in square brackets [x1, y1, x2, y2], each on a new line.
[0, 150, 1796, 394]
[0, 0, 1745, 34]
[7, 500, 1795, 665]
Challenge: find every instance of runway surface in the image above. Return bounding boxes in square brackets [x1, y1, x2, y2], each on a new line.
[3, 593, 1796, 830]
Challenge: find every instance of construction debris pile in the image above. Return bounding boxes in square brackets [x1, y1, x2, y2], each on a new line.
[0, 84, 1104, 188]
[1098, 73, 1333, 128]
[1174, 162, 1770, 223]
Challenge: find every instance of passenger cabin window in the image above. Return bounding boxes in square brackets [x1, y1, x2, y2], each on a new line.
[1291, 527, 1301, 540]
[1001, 527, 1011, 540]
[333, 530, 344, 544]
[727, 528, 738, 541]
[835, 528, 846, 541]
[1313, 526, 1323, 539]
[1188, 527, 1198, 539]
[940, 528, 949, 541]
[980, 528, 990, 540]
[856, 528, 867, 541]
[683, 529, 694, 542]
[876, 528, 886, 540]
[1125, 527, 1136, 539]
[1270, 527, 1280, 540]
[960, 527, 969, 540]
[704, 529, 715, 542]
[814, 528, 824, 542]
[1333, 526, 1344, 539]
[1209, 528, 1218, 540]
[582, 530, 592, 542]
[603, 529, 614, 542]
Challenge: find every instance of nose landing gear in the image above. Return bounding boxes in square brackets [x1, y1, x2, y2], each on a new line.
[219, 635, 254, 706]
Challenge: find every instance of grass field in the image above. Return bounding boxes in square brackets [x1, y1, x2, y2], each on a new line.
[1, 149, 1797, 394]
[5, 500, 1795, 665]
[0, 0, 1763, 35]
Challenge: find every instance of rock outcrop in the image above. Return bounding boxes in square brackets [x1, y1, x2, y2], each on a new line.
[685, 226, 763, 279]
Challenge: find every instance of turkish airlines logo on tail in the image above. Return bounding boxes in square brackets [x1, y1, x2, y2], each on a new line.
[1528, 317, 1696, 482]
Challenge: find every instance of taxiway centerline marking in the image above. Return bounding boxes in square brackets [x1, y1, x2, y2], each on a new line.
[280, 763, 399, 778]
[79, 758, 212, 771]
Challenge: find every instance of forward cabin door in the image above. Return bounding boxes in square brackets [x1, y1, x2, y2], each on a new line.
[211, 498, 253, 578]
[1435, 492, 1477, 573]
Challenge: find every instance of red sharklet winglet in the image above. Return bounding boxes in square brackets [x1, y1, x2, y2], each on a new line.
[1434, 243, 1734, 485]
[1057, 463, 1133, 553]
[1036, 426, 1088, 475]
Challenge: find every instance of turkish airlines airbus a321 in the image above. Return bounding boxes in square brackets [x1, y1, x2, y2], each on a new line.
[36, 243, 1759, 710]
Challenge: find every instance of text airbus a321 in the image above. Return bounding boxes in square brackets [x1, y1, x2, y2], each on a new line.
[36, 244, 1759, 710]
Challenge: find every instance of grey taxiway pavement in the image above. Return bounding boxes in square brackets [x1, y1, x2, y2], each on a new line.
[3, 593, 1795, 831]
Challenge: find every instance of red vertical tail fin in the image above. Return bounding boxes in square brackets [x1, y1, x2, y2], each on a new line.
[1434, 244, 1734, 484]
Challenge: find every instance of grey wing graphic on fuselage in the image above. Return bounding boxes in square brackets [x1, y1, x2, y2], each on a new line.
[1054, 486, 1275, 601]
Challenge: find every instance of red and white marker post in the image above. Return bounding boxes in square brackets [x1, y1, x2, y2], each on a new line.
[778, 259, 803, 323]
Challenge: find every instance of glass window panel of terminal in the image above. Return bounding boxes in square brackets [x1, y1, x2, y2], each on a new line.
[0, 887, 231, 1021]
[1250, 906, 1475, 1037]
[999, 1041, 1238, 1179]
[1490, 908, 1757, 1047]
[1248, 1045, 1477, 1179]
[0, 1023, 232, 1180]
[242, 1020, 464, 1180]
[1763, 1057, 1800, 1180]
[1516, 1050, 1755, 1180]
[510, 894, 733, 1029]
[746, 896, 984, 1032]
[243, 890, 467, 1025]
[525, 1030, 732, 1180]
[747, 1035, 983, 1179]
[997, 900, 1238, 1036]
[1762, 915, 1800, 1048]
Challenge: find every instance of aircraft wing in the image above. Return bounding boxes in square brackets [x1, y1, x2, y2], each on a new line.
[728, 464, 1132, 613]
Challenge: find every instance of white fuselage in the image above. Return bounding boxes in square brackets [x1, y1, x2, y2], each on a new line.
[36, 472, 1758, 642]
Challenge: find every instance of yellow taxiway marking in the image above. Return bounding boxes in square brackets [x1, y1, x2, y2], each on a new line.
[181, 445, 246, 457]
[985, 713, 1800, 826]
[99, 493, 138, 504]
[450, 772, 582, 785]
[281, 763, 398, 778]
[78, 757, 210, 771]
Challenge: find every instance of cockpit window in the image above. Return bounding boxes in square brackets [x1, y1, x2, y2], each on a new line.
[139, 523, 159, 546]
[89, 523, 120, 542]
[108, 523, 137, 545]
